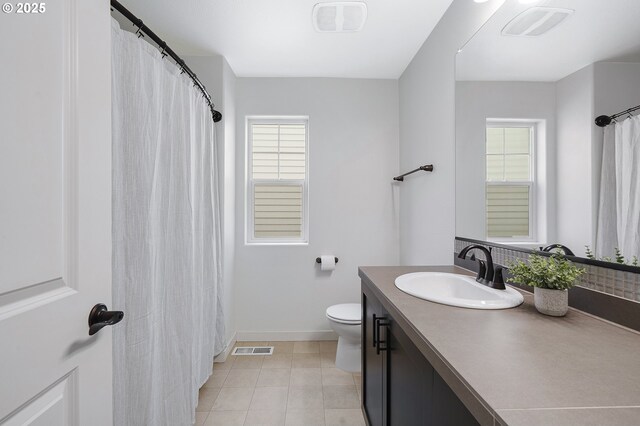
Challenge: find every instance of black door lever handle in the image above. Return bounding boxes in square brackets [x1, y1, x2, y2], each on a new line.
[88, 303, 124, 336]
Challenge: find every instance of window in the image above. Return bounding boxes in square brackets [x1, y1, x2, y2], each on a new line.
[486, 123, 535, 241]
[246, 117, 309, 244]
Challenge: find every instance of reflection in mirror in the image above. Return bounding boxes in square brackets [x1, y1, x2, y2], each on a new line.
[455, 0, 640, 265]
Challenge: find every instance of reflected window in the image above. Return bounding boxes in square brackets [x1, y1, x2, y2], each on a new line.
[486, 123, 535, 240]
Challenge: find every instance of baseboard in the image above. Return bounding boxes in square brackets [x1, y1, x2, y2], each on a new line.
[214, 332, 237, 363]
[235, 330, 338, 342]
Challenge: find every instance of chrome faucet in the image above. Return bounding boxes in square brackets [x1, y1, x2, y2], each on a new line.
[457, 244, 506, 290]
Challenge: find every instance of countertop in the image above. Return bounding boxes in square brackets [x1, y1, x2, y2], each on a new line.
[358, 266, 640, 426]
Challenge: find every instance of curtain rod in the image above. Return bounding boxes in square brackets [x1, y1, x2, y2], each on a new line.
[595, 104, 640, 127]
[110, 0, 222, 123]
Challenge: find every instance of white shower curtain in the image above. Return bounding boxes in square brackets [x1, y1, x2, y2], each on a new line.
[596, 115, 640, 259]
[111, 19, 225, 426]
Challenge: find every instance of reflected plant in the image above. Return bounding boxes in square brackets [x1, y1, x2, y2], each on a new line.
[584, 246, 639, 266]
[585, 246, 595, 260]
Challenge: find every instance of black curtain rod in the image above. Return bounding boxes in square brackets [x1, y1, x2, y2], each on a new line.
[110, 0, 222, 123]
[595, 104, 640, 127]
[393, 164, 434, 182]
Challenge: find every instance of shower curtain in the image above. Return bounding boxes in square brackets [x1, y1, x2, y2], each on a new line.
[111, 19, 225, 425]
[596, 115, 640, 259]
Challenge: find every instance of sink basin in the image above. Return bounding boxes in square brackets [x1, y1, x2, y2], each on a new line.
[394, 272, 524, 310]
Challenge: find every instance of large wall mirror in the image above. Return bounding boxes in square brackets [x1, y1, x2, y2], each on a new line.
[455, 0, 640, 267]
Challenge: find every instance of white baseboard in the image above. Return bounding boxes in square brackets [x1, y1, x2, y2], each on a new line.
[235, 330, 338, 342]
[214, 332, 237, 363]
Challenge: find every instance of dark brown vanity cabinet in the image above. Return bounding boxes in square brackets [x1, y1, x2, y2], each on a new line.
[363, 288, 386, 426]
[362, 283, 479, 426]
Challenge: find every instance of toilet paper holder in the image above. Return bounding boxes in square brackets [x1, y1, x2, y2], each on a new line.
[316, 257, 339, 264]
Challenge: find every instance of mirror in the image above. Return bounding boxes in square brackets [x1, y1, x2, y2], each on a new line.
[455, 0, 640, 264]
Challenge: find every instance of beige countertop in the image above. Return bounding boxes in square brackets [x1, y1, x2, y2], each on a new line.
[358, 265, 640, 426]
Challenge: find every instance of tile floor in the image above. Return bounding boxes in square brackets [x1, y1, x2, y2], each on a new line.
[195, 341, 365, 426]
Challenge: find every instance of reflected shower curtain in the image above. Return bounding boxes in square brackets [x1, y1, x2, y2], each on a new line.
[111, 19, 225, 425]
[596, 115, 640, 259]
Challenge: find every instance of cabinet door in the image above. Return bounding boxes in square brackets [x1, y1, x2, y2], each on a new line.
[362, 283, 480, 426]
[387, 319, 433, 425]
[432, 371, 479, 425]
[362, 289, 385, 426]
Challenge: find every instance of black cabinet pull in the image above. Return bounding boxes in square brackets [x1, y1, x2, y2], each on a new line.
[373, 314, 379, 348]
[88, 303, 124, 336]
[374, 316, 391, 355]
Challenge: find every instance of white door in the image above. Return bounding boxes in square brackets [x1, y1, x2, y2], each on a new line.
[0, 0, 114, 424]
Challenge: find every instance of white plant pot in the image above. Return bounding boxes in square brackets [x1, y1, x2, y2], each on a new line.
[534, 287, 568, 317]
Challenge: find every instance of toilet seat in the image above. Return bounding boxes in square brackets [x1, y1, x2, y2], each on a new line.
[326, 303, 361, 325]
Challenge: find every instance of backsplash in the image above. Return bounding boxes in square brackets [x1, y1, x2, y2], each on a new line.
[455, 237, 640, 331]
[454, 238, 640, 302]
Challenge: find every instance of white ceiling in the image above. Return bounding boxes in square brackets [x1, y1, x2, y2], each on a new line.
[456, 0, 640, 82]
[120, 0, 454, 79]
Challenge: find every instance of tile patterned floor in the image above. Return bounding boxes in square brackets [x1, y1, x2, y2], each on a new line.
[195, 341, 365, 426]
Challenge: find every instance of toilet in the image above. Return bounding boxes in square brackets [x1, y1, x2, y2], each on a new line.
[326, 303, 362, 373]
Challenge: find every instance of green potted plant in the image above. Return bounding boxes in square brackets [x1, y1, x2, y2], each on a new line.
[508, 254, 585, 317]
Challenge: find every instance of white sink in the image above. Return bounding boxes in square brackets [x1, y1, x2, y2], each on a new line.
[394, 272, 524, 310]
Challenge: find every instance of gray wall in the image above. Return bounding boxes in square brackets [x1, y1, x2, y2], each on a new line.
[398, 0, 505, 264]
[234, 78, 400, 339]
[554, 62, 640, 257]
[556, 65, 595, 254]
[455, 81, 557, 244]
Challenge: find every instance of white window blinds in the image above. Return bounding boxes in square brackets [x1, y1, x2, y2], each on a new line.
[486, 125, 534, 239]
[251, 124, 306, 180]
[248, 120, 308, 243]
[254, 184, 303, 238]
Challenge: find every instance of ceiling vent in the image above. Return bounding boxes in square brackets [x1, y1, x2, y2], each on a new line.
[502, 7, 574, 37]
[313, 2, 368, 33]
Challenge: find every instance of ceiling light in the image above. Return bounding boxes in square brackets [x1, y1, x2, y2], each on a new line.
[519, 0, 539, 4]
[474, 0, 490, 3]
[313, 2, 368, 33]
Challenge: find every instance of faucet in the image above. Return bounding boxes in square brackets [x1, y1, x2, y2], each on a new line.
[541, 244, 575, 256]
[457, 244, 506, 290]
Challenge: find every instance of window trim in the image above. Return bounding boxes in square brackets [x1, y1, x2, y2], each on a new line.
[485, 121, 537, 243]
[245, 116, 310, 245]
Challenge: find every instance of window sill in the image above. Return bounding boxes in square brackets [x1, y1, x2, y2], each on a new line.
[245, 241, 309, 246]
[488, 240, 545, 247]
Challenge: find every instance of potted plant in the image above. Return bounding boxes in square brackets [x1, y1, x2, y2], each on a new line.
[508, 254, 585, 317]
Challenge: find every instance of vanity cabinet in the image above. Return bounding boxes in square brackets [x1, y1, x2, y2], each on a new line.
[362, 283, 479, 426]
[363, 289, 386, 426]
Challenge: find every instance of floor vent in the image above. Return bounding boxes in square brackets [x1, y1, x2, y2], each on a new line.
[232, 346, 274, 356]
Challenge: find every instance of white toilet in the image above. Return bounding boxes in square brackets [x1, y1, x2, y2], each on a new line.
[326, 303, 362, 373]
